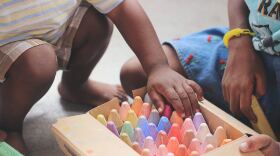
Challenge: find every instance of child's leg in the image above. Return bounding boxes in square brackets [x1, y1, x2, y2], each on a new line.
[58, 6, 127, 106]
[0, 44, 57, 154]
[120, 45, 185, 96]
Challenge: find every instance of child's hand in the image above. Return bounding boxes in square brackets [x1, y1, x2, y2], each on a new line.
[222, 36, 266, 122]
[240, 134, 280, 156]
[147, 66, 203, 117]
[0, 129, 7, 141]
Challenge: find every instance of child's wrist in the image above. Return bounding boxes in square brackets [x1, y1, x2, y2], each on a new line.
[146, 63, 170, 76]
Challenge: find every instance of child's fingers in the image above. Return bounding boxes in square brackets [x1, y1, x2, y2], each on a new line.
[229, 90, 241, 116]
[255, 72, 266, 98]
[0, 130, 7, 141]
[174, 85, 192, 117]
[240, 135, 272, 153]
[240, 93, 257, 123]
[182, 83, 198, 114]
[162, 87, 185, 116]
[186, 80, 204, 101]
[148, 89, 165, 113]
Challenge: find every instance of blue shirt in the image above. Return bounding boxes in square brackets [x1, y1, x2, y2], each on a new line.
[245, 0, 280, 55]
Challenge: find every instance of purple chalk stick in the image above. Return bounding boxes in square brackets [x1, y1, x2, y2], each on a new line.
[107, 121, 120, 137]
[192, 112, 206, 130]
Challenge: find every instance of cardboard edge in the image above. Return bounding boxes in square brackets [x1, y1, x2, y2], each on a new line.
[203, 135, 264, 156]
[199, 100, 258, 139]
[88, 98, 120, 118]
[52, 122, 86, 156]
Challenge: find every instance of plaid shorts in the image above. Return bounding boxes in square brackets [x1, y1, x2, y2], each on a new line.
[0, 2, 91, 82]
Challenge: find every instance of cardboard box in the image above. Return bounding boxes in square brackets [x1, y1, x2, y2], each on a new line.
[52, 88, 264, 156]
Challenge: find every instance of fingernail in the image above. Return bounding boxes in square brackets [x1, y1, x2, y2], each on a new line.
[181, 113, 186, 118]
[240, 142, 249, 152]
[158, 108, 163, 113]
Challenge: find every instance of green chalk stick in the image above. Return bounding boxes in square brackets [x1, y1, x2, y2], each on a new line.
[0, 142, 23, 156]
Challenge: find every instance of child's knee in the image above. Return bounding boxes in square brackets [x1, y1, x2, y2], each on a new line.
[120, 57, 146, 93]
[8, 44, 57, 85]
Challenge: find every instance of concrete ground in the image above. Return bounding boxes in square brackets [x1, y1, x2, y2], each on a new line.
[23, 0, 228, 155]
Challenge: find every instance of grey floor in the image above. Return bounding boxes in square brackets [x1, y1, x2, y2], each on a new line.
[23, 0, 228, 155]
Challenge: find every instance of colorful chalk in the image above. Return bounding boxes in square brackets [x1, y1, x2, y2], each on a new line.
[205, 144, 214, 153]
[181, 118, 197, 135]
[156, 144, 168, 156]
[182, 130, 195, 148]
[140, 103, 152, 118]
[190, 151, 200, 156]
[202, 134, 217, 151]
[157, 116, 171, 133]
[170, 111, 183, 127]
[96, 97, 235, 156]
[132, 96, 144, 116]
[163, 105, 172, 119]
[143, 136, 157, 156]
[107, 121, 119, 137]
[121, 121, 134, 141]
[141, 148, 152, 156]
[132, 142, 142, 154]
[148, 123, 158, 140]
[97, 114, 107, 126]
[119, 101, 131, 121]
[221, 139, 232, 146]
[167, 153, 174, 156]
[176, 144, 187, 156]
[167, 124, 181, 142]
[137, 116, 150, 137]
[108, 109, 123, 131]
[193, 112, 206, 130]
[126, 109, 139, 128]
[187, 138, 201, 155]
[167, 137, 179, 154]
[196, 123, 210, 142]
[0, 142, 23, 156]
[134, 127, 145, 147]
[148, 109, 160, 125]
[155, 131, 168, 147]
[214, 126, 227, 147]
[120, 133, 132, 146]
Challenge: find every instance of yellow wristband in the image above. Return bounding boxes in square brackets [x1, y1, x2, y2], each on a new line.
[223, 28, 256, 48]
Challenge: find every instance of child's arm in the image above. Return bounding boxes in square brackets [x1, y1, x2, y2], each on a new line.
[240, 134, 280, 156]
[222, 0, 266, 122]
[107, 0, 203, 116]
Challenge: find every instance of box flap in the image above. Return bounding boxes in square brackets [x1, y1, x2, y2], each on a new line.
[199, 100, 258, 139]
[52, 114, 139, 156]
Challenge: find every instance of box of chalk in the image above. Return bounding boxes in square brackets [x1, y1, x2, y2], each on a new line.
[52, 87, 264, 156]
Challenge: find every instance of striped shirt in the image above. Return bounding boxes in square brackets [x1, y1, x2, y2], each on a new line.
[0, 0, 123, 46]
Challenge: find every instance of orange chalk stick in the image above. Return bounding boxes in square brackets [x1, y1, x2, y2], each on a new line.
[156, 130, 168, 147]
[132, 96, 144, 116]
[170, 111, 184, 127]
[167, 137, 179, 154]
[140, 103, 152, 118]
[167, 124, 181, 142]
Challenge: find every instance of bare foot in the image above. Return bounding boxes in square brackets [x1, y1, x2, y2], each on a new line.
[6, 132, 28, 155]
[58, 80, 128, 106]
